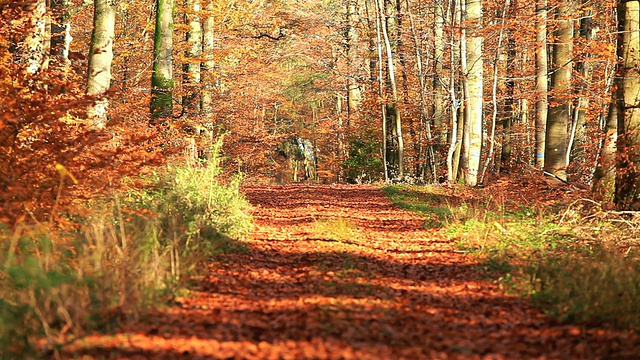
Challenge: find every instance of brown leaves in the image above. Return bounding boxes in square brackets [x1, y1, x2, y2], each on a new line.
[60, 184, 640, 359]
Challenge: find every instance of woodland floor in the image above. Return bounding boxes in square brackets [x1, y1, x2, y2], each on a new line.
[61, 184, 640, 359]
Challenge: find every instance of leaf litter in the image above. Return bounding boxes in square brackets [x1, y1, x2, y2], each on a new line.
[62, 184, 640, 359]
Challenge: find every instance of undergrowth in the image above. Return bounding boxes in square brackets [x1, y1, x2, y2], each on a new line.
[0, 141, 253, 358]
[383, 185, 640, 331]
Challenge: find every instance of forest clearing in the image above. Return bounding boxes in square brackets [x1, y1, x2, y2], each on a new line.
[2, 0, 640, 358]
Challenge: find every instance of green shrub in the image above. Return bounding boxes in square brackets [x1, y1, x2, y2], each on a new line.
[0, 139, 253, 357]
[528, 240, 640, 329]
[382, 184, 640, 330]
[342, 131, 384, 183]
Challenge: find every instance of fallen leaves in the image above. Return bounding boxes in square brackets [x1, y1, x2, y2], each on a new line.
[61, 184, 640, 359]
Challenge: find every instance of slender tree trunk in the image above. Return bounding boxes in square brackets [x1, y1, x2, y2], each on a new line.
[447, 0, 462, 182]
[86, 0, 116, 128]
[346, 0, 361, 128]
[544, 1, 574, 181]
[567, 12, 595, 166]
[500, 1, 517, 169]
[462, 0, 483, 186]
[379, 0, 404, 178]
[201, 0, 215, 115]
[151, 0, 175, 122]
[373, 0, 389, 181]
[535, 0, 548, 168]
[482, 0, 508, 183]
[184, 0, 202, 114]
[615, 0, 640, 209]
[433, 0, 447, 146]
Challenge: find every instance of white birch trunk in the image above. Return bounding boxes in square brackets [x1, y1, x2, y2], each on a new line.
[86, 0, 116, 128]
[463, 0, 483, 186]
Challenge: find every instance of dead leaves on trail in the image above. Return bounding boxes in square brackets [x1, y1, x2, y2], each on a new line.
[63, 184, 639, 359]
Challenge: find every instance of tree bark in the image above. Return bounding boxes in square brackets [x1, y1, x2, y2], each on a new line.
[544, 1, 574, 181]
[346, 0, 361, 127]
[86, 0, 116, 128]
[201, 0, 215, 115]
[535, 0, 548, 169]
[151, 0, 175, 121]
[462, 0, 483, 186]
[377, 0, 404, 178]
[372, 0, 389, 181]
[567, 12, 595, 166]
[447, 0, 463, 182]
[615, 0, 640, 209]
[433, 0, 447, 146]
[184, 0, 202, 114]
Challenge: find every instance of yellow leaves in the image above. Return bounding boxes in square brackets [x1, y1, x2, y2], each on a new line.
[55, 163, 78, 184]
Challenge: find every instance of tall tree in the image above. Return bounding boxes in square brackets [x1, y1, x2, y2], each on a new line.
[462, 0, 483, 186]
[433, 0, 447, 146]
[86, 0, 116, 128]
[567, 10, 595, 167]
[615, 0, 640, 209]
[544, 0, 574, 181]
[184, 0, 202, 114]
[378, 0, 404, 178]
[151, 0, 176, 121]
[346, 0, 361, 125]
[535, 0, 548, 168]
[201, 0, 215, 115]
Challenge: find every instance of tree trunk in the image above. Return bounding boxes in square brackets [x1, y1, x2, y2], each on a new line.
[447, 0, 462, 182]
[201, 0, 215, 115]
[535, 0, 548, 169]
[50, 0, 71, 66]
[567, 12, 595, 166]
[593, 101, 617, 201]
[433, 0, 447, 146]
[372, 0, 389, 181]
[482, 0, 508, 182]
[151, 0, 175, 122]
[544, 1, 574, 181]
[462, 0, 483, 186]
[615, 0, 640, 209]
[184, 0, 202, 114]
[346, 0, 361, 127]
[24, 0, 47, 74]
[379, 0, 404, 178]
[86, 0, 116, 128]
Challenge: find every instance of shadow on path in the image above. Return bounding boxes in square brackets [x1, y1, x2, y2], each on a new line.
[63, 184, 640, 359]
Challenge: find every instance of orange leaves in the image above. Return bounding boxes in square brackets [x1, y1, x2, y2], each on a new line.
[60, 183, 640, 359]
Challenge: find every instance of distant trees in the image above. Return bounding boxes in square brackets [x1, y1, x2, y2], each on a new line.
[10, 0, 640, 209]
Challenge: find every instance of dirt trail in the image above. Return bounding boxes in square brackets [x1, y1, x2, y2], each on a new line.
[65, 184, 639, 359]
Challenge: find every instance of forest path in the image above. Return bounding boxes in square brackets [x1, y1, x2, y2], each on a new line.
[66, 184, 638, 359]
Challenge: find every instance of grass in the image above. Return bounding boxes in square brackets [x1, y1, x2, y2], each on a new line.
[0, 140, 253, 358]
[312, 217, 358, 244]
[383, 184, 640, 330]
